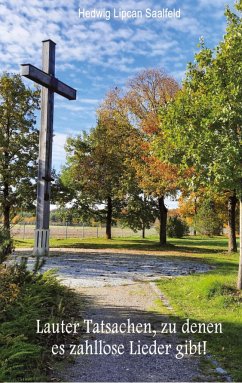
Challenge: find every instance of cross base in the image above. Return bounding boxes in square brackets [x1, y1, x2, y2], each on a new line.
[33, 229, 49, 257]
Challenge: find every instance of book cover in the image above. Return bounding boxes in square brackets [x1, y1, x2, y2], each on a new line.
[0, 0, 241, 382]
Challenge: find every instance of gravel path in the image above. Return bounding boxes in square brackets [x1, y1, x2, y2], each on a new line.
[13, 249, 215, 382]
[61, 283, 209, 382]
[13, 248, 212, 288]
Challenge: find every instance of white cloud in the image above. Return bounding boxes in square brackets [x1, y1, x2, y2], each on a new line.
[79, 98, 100, 104]
[198, 0, 228, 8]
[52, 132, 68, 169]
[55, 103, 85, 112]
[0, 0, 225, 73]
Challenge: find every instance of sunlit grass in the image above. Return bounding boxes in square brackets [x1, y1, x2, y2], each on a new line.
[15, 234, 230, 251]
[156, 257, 242, 381]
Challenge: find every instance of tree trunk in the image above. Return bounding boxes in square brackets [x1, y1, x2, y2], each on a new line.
[142, 221, 145, 239]
[106, 196, 112, 240]
[194, 197, 197, 236]
[3, 182, 10, 234]
[228, 192, 237, 253]
[2, 181, 12, 258]
[237, 198, 242, 289]
[158, 196, 168, 245]
[142, 194, 146, 239]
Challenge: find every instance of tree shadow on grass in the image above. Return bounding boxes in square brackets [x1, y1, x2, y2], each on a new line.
[170, 237, 229, 249]
[51, 238, 226, 255]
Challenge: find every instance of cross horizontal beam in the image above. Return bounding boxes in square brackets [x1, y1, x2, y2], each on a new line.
[21, 64, 76, 100]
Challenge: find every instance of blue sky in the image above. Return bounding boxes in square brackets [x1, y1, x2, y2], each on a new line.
[0, 0, 236, 173]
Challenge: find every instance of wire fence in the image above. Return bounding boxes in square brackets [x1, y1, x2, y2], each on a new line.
[11, 224, 158, 240]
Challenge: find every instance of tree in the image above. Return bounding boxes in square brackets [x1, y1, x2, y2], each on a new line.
[132, 148, 179, 244]
[120, 192, 158, 238]
[178, 192, 199, 235]
[0, 73, 39, 245]
[50, 207, 81, 225]
[158, 4, 242, 285]
[61, 89, 137, 239]
[166, 216, 189, 238]
[179, 190, 230, 236]
[195, 199, 223, 236]
[124, 69, 180, 245]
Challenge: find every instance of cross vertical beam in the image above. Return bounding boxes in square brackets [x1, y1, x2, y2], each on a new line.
[34, 40, 55, 256]
[21, 40, 76, 257]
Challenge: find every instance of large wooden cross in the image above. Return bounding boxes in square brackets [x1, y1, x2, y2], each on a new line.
[21, 40, 76, 256]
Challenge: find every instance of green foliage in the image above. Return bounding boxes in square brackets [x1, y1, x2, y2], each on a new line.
[159, 6, 242, 195]
[0, 226, 13, 263]
[62, 89, 134, 205]
[0, 72, 40, 235]
[120, 194, 158, 233]
[60, 77, 180, 242]
[156, 5, 242, 259]
[195, 199, 223, 236]
[50, 206, 86, 225]
[0, 334, 43, 382]
[0, 264, 80, 382]
[166, 215, 189, 238]
[60, 96, 139, 237]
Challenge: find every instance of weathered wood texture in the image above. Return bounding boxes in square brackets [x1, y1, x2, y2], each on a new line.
[36, 39, 55, 233]
[20, 64, 76, 100]
[21, 39, 76, 256]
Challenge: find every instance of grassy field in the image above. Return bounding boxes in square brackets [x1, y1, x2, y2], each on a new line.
[13, 234, 241, 381]
[15, 234, 229, 251]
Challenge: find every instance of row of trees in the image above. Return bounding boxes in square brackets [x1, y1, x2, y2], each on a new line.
[58, 72, 179, 243]
[158, 6, 241, 250]
[58, 60, 239, 245]
[158, 4, 241, 288]
[56, 3, 241, 287]
[0, 68, 238, 243]
[59, 4, 241, 250]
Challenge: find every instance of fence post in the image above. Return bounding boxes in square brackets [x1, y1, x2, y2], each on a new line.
[65, 222, 68, 239]
[83, 223, 84, 238]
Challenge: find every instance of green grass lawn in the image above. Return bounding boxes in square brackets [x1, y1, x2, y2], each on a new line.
[13, 234, 241, 380]
[15, 234, 229, 252]
[156, 268, 242, 381]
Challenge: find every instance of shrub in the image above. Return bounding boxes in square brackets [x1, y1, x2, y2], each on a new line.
[167, 215, 189, 238]
[195, 200, 223, 236]
[0, 263, 81, 381]
[0, 227, 13, 263]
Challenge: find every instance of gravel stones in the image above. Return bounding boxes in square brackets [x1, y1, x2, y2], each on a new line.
[12, 249, 212, 288]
